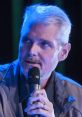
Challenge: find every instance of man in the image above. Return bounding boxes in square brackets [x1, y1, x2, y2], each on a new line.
[0, 4, 82, 117]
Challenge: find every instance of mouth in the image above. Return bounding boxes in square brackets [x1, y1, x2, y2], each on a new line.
[25, 60, 41, 68]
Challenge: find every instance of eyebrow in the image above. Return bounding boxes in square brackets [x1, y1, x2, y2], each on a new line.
[39, 38, 55, 47]
[26, 36, 55, 47]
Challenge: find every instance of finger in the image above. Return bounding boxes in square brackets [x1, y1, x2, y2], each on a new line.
[27, 101, 44, 111]
[26, 107, 52, 117]
[25, 97, 54, 117]
[33, 89, 47, 98]
[24, 101, 44, 114]
[27, 94, 49, 106]
[27, 95, 54, 112]
[28, 101, 52, 111]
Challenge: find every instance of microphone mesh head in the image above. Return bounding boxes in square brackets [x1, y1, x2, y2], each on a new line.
[28, 67, 40, 85]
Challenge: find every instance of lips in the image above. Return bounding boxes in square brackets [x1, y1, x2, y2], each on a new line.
[26, 60, 38, 64]
[25, 59, 41, 67]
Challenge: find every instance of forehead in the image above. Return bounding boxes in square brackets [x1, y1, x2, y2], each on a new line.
[28, 23, 61, 41]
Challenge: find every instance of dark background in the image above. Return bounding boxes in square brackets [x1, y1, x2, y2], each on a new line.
[0, 0, 82, 84]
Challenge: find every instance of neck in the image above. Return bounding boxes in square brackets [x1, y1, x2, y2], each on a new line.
[40, 77, 50, 89]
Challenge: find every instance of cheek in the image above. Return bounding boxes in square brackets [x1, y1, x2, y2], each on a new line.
[45, 51, 59, 67]
[51, 51, 59, 62]
[19, 44, 27, 58]
[42, 51, 55, 67]
[45, 50, 56, 61]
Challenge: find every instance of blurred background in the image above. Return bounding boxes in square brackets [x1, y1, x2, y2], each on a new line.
[0, 0, 82, 84]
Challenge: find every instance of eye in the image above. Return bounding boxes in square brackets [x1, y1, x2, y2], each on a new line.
[40, 41, 51, 49]
[22, 36, 33, 45]
[26, 39, 32, 44]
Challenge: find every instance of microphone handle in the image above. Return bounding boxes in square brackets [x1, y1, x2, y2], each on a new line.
[31, 84, 40, 117]
[34, 84, 40, 90]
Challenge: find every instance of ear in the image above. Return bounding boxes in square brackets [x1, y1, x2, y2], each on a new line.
[58, 43, 71, 62]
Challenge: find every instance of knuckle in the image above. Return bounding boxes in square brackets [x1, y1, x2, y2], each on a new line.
[38, 108, 42, 113]
[42, 89, 46, 93]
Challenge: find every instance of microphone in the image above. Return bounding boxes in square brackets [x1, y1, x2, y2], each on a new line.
[28, 67, 40, 93]
[28, 67, 40, 117]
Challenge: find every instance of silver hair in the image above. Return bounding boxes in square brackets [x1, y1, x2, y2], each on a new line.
[21, 4, 71, 44]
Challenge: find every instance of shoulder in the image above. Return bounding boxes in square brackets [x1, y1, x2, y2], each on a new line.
[55, 72, 82, 87]
[55, 72, 82, 113]
[0, 59, 19, 80]
[0, 84, 15, 117]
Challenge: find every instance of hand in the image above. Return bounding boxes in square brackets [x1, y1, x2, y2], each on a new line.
[24, 89, 55, 117]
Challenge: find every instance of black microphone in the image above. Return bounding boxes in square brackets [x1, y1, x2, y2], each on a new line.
[28, 67, 40, 117]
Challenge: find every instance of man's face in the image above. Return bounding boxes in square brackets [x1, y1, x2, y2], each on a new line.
[19, 23, 64, 80]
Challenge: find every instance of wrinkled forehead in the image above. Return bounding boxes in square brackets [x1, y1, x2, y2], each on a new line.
[28, 23, 62, 39]
[21, 17, 64, 37]
[20, 22, 66, 47]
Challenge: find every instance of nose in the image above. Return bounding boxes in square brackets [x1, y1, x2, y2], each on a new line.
[29, 43, 40, 56]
